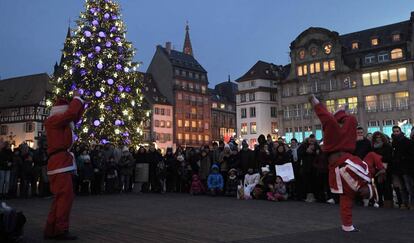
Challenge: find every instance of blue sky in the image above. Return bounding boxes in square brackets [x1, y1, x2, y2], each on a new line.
[0, 0, 413, 87]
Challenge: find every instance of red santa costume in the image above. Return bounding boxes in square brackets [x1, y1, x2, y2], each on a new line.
[43, 96, 84, 239]
[312, 97, 375, 232]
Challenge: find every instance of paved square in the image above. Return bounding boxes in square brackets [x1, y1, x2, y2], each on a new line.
[7, 194, 414, 242]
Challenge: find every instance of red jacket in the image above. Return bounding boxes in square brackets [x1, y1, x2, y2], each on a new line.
[45, 97, 84, 175]
[363, 152, 385, 178]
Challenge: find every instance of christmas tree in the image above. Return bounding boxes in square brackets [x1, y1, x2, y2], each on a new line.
[51, 0, 148, 146]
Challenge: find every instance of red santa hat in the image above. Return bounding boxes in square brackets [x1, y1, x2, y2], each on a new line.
[50, 98, 69, 117]
[333, 109, 347, 123]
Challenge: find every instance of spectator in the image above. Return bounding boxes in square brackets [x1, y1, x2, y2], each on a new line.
[119, 146, 135, 193]
[80, 155, 94, 195]
[290, 138, 301, 200]
[91, 148, 106, 195]
[298, 135, 319, 202]
[190, 174, 205, 195]
[198, 146, 211, 187]
[0, 141, 13, 198]
[242, 168, 260, 199]
[207, 164, 223, 196]
[164, 147, 178, 192]
[105, 156, 118, 193]
[354, 127, 372, 160]
[133, 146, 148, 193]
[238, 140, 257, 176]
[225, 168, 239, 197]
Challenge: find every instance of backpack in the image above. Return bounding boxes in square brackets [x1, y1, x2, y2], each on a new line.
[0, 203, 26, 243]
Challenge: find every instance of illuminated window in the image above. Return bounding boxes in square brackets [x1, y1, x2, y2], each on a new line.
[198, 121, 202, 128]
[337, 98, 346, 109]
[371, 38, 379, 46]
[391, 48, 403, 59]
[389, 69, 398, 82]
[191, 134, 197, 141]
[177, 133, 183, 140]
[380, 71, 389, 83]
[352, 42, 359, 49]
[191, 121, 196, 128]
[303, 65, 308, 75]
[365, 95, 377, 112]
[160, 121, 165, 127]
[348, 97, 358, 113]
[392, 34, 400, 42]
[297, 66, 303, 76]
[166, 121, 171, 128]
[326, 100, 335, 113]
[185, 134, 190, 141]
[371, 72, 379, 85]
[323, 61, 329, 71]
[315, 62, 321, 73]
[204, 135, 209, 142]
[329, 60, 335, 71]
[198, 134, 203, 141]
[250, 122, 257, 134]
[191, 107, 197, 114]
[201, 86, 206, 94]
[204, 122, 209, 130]
[241, 123, 248, 135]
[324, 43, 332, 54]
[212, 103, 217, 108]
[395, 92, 409, 109]
[299, 50, 305, 59]
[379, 94, 392, 111]
[309, 63, 315, 74]
[184, 120, 190, 127]
[271, 122, 278, 134]
[398, 67, 407, 81]
[220, 103, 225, 109]
[177, 120, 183, 127]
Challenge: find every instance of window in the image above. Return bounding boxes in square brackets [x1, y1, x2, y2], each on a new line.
[371, 72, 379, 85]
[326, 100, 335, 113]
[323, 61, 329, 71]
[290, 104, 300, 117]
[362, 73, 372, 86]
[365, 54, 376, 64]
[380, 71, 389, 83]
[348, 97, 358, 113]
[160, 108, 165, 115]
[303, 103, 312, 116]
[392, 34, 401, 42]
[241, 108, 247, 118]
[378, 52, 389, 62]
[250, 122, 257, 134]
[311, 47, 318, 57]
[379, 94, 392, 111]
[177, 92, 182, 100]
[365, 95, 377, 112]
[154, 120, 160, 127]
[324, 43, 332, 54]
[250, 107, 256, 117]
[389, 69, 398, 82]
[283, 106, 290, 118]
[220, 103, 225, 109]
[24, 107, 31, 114]
[154, 107, 159, 114]
[249, 93, 255, 101]
[391, 48, 403, 59]
[240, 93, 246, 102]
[395, 92, 409, 109]
[201, 86, 206, 94]
[299, 50, 305, 59]
[185, 134, 190, 141]
[297, 66, 303, 76]
[270, 93, 277, 101]
[198, 121, 202, 129]
[337, 98, 346, 109]
[184, 120, 190, 128]
[191, 121, 196, 128]
[371, 38, 379, 46]
[271, 122, 278, 134]
[329, 60, 335, 71]
[398, 67, 407, 81]
[368, 121, 381, 134]
[204, 122, 209, 130]
[212, 103, 217, 108]
[315, 62, 321, 73]
[177, 133, 183, 140]
[204, 135, 209, 142]
[250, 81, 256, 87]
[352, 42, 359, 50]
[285, 128, 293, 142]
[191, 107, 197, 114]
[166, 109, 171, 116]
[241, 123, 248, 135]
[160, 121, 165, 128]
[309, 63, 315, 74]
[303, 65, 308, 75]
[177, 120, 183, 127]
[0, 125, 8, 135]
[25, 122, 34, 133]
[166, 121, 171, 128]
[271, 107, 277, 117]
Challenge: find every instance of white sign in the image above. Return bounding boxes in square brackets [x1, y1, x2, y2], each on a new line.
[275, 163, 295, 182]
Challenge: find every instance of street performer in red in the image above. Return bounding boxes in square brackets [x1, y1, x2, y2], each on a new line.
[44, 90, 85, 240]
[309, 94, 376, 232]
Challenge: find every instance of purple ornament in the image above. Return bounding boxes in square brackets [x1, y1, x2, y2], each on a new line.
[92, 20, 99, 26]
[80, 69, 87, 76]
[74, 59, 80, 64]
[125, 86, 131, 92]
[75, 51, 82, 57]
[85, 90, 91, 96]
[115, 120, 122, 126]
[74, 134, 79, 141]
[104, 13, 110, 19]
[112, 15, 118, 20]
[114, 96, 120, 103]
[97, 63, 103, 69]
[90, 7, 96, 14]
[88, 53, 94, 59]
[110, 26, 117, 32]
[98, 31, 106, 38]
[84, 31, 91, 37]
[115, 37, 121, 43]
[101, 139, 108, 144]
[107, 79, 114, 85]
[78, 89, 84, 95]
[116, 64, 122, 70]
[94, 120, 100, 126]
[117, 85, 124, 92]
[105, 41, 112, 47]
[95, 91, 102, 97]
[123, 132, 129, 137]
[106, 106, 112, 111]
[95, 46, 101, 52]
[70, 84, 76, 90]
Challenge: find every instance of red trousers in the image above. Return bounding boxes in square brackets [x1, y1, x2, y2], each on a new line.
[339, 180, 357, 231]
[44, 172, 74, 237]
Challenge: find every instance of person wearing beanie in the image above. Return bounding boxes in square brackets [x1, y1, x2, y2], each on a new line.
[207, 164, 224, 196]
[44, 90, 85, 240]
[309, 94, 375, 232]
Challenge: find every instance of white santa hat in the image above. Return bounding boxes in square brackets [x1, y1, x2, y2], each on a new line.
[261, 165, 270, 173]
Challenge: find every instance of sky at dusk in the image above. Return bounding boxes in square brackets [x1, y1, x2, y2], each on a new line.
[0, 0, 413, 87]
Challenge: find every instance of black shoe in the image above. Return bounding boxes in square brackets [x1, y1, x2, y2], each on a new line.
[54, 232, 78, 241]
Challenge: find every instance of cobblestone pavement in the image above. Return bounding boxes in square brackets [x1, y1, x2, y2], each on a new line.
[6, 193, 414, 242]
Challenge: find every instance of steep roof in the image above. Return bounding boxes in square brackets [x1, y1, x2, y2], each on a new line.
[159, 46, 207, 73]
[214, 80, 237, 103]
[0, 73, 51, 109]
[139, 72, 171, 106]
[236, 60, 284, 82]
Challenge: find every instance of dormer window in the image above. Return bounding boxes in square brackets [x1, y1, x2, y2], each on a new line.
[365, 54, 376, 64]
[352, 42, 359, 50]
[298, 50, 305, 60]
[323, 43, 332, 55]
[391, 48, 403, 59]
[392, 33, 401, 42]
[310, 47, 318, 57]
[371, 38, 379, 46]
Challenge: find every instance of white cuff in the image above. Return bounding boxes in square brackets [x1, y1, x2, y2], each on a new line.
[74, 96, 85, 104]
[342, 225, 355, 232]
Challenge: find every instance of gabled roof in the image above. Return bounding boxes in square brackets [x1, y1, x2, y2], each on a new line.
[340, 20, 411, 52]
[214, 80, 237, 103]
[0, 73, 51, 109]
[159, 46, 207, 73]
[139, 72, 171, 106]
[236, 60, 284, 82]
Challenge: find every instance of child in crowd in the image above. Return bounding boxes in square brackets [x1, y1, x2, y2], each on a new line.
[190, 174, 205, 195]
[207, 164, 224, 196]
[81, 155, 94, 195]
[156, 158, 167, 194]
[225, 168, 239, 197]
[242, 168, 260, 199]
[105, 156, 118, 193]
[267, 176, 288, 201]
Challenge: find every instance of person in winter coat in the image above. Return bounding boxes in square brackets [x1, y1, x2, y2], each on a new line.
[91, 149, 106, 195]
[207, 164, 224, 196]
[267, 176, 288, 201]
[219, 144, 232, 184]
[198, 146, 211, 186]
[147, 144, 162, 192]
[164, 148, 178, 192]
[119, 147, 135, 193]
[190, 174, 205, 195]
[243, 168, 260, 199]
[238, 140, 257, 176]
[19, 144, 34, 198]
[177, 153, 190, 193]
[80, 155, 94, 195]
[0, 141, 13, 198]
[133, 146, 148, 193]
[298, 135, 319, 202]
[105, 156, 118, 193]
[371, 131, 393, 208]
[156, 156, 167, 194]
[354, 127, 372, 160]
[363, 152, 386, 207]
[225, 168, 239, 197]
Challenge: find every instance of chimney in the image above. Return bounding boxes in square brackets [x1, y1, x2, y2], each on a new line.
[165, 42, 172, 54]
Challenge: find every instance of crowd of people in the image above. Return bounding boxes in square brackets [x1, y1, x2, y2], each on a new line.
[0, 125, 413, 209]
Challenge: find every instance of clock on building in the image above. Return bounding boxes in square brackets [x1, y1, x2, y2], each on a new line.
[324, 43, 332, 54]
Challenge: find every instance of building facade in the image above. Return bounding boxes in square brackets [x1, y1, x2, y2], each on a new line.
[147, 24, 211, 147]
[235, 61, 285, 147]
[0, 73, 51, 149]
[210, 78, 237, 142]
[141, 73, 174, 153]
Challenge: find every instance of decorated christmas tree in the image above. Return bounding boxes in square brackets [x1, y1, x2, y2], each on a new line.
[50, 0, 148, 146]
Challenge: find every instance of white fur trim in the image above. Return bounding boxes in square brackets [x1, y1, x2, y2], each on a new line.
[73, 96, 85, 104]
[331, 167, 343, 194]
[340, 166, 360, 192]
[342, 225, 355, 232]
[50, 105, 69, 117]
